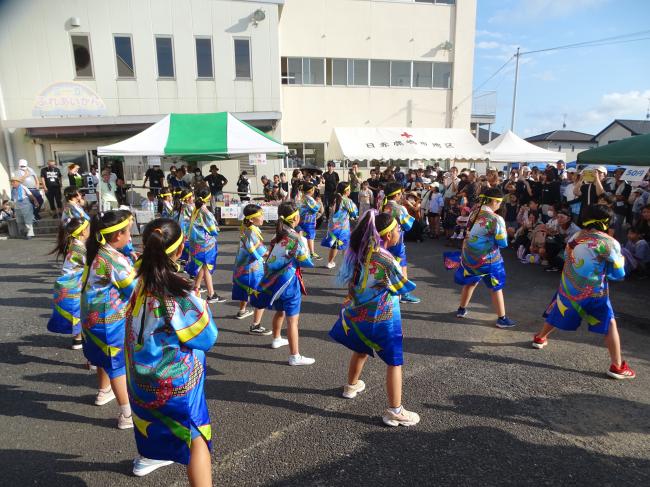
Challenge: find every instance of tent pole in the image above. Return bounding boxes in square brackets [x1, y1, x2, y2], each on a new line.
[97, 156, 102, 212]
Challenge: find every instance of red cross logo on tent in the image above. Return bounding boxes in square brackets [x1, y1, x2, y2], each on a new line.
[400, 132, 413, 138]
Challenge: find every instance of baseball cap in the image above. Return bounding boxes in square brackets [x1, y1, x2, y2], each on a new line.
[593, 165, 607, 174]
[566, 168, 577, 173]
[10, 173, 21, 181]
[18, 159, 28, 167]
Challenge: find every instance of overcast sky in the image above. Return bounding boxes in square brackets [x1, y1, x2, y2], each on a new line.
[472, 0, 650, 137]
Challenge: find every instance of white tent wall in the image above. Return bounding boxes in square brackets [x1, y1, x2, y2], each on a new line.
[483, 130, 566, 163]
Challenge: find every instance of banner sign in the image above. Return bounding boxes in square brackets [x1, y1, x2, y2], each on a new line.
[622, 167, 650, 182]
[249, 153, 267, 166]
[32, 82, 107, 117]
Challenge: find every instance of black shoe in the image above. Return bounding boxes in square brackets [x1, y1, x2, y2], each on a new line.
[71, 337, 83, 350]
[249, 324, 272, 336]
[207, 294, 226, 303]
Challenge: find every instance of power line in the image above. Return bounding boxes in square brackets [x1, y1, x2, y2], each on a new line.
[453, 55, 514, 112]
[519, 29, 650, 55]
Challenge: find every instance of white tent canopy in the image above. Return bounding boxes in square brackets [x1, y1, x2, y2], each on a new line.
[326, 127, 487, 162]
[484, 130, 565, 163]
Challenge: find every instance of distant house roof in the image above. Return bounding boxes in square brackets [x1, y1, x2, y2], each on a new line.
[477, 127, 500, 144]
[525, 130, 594, 143]
[593, 119, 650, 140]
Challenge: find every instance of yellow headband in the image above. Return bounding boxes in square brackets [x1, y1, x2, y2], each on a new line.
[282, 210, 299, 224]
[165, 234, 184, 255]
[97, 217, 131, 244]
[378, 219, 397, 237]
[386, 189, 402, 198]
[70, 219, 89, 238]
[245, 210, 263, 220]
[480, 194, 503, 203]
[342, 185, 350, 193]
[181, 193, 192, 201]
[304, 186, 315, 194]
[159, 192, 172, 198]
[201, 194, 211, 203]
[583, 218, 610, 227]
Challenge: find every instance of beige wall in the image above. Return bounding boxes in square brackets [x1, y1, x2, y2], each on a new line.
[0, 0, 282, 121]
[595, 124, 632, 146]
[529, 140, 595, 162]
[278, 0, 476, 143]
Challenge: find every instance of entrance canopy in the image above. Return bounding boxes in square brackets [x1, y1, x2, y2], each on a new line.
[97, 112, 287, 160]
[326, 127, 487, 162]
[577, 133, 650, 166]
[483, 130, 565, 163]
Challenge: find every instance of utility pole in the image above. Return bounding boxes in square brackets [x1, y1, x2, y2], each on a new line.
[510, 47, 520, 132]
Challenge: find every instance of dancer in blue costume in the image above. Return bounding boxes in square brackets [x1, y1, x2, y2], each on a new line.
[297, 182, 323, 260]
[61, 186, 89, 225]
[125, 218, 218, 479]
[232, 204, 271, 335]
[382, 182, 420, 304]
[185, 189, 224, 304]
[81, 210, 137, 429]
[329, 210, 420, 427]
[160, 189, 174, 218]
[47, 217, 89, 350]
[176, 189, 194, 265]
[532, 204, 635, 380]
[251, 202, 316, 366]
[321, 182, 358, 269]
[448, 187, 515, 328]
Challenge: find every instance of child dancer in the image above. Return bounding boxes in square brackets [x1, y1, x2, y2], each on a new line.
[321, 182, 358, 269]
[81, 210, 136, 429]
[61, 186, 89, 225]
[47, 217, 89, 350]
[186, 189, 224, 304]
[252, 202, 315, 366]
[297, 182, 323, 260]
[160, 189, 174, 218]
[232, 204, 270, 334]
[382, 182, 420, 304]
[453, 188, 516, 328]
[358, 181, 374, 216]
[329, 211, 420, 427]
[125, 218, 218, 480]
[532, 205, 635, 379]
[177, 189, 194, 266]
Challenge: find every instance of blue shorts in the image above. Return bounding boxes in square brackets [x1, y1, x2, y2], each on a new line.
[329, 313, 404, 366]
[387, 242, 407, 267]
[298, 222, 316, 240]
[253, 277, 302, 317]
[543, 292, 613, 335]
[454, 260, 506, 291]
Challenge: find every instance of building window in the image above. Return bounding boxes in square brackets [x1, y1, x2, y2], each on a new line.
[391, 61, 411, 87]
[348, 59, 368, 86]
[71, 34, 94, 78]
[413, 62, 432, 88]
[155, 36, 175, 78]
[433, 62, 452, 88]
[303, 58, 325, 85]
[114, 35, 135, 78]
[326, 58, 347, 85]
[195, 37, 213, 78]
[234, 38, 251, 79]
[370, 60, 390, 87]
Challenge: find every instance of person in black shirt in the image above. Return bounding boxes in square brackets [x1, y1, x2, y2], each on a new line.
[366, 169, 381, 199]
[322, 162, 339, 219]
[40, 160, 63, 217]
[203, 165, 228, 202]
[539, 169, 561, 221]
[143, 165, 165, 195]
[515, 166, 533, 205]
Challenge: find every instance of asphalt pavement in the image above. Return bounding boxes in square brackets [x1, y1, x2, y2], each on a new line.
[1, 229, 649, 486]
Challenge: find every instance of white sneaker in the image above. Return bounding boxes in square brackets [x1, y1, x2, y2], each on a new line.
[271, 337, 289, 349]
[289, 354, 315, 366]
[326, 261, 336, 269]
[94, 388, 115, 406]
[382, 406, 420, 427]
[342, 380, 366, 399]
[133, 457, 174, 477]
[117, 413, 134, 430]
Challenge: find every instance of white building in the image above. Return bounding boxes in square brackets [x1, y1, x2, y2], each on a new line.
[525, 130, 595, 162]
[592, 119, 650, 146]
[0, 0, 476, 196]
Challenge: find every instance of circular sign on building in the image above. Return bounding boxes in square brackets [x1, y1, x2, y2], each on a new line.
[32, 81, 108, 117]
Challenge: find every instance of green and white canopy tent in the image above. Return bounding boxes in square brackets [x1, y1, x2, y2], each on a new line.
[97, 112, 287, 160]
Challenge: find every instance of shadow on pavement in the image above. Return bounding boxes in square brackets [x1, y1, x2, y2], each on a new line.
[268, 426, 650, 486]
[426, 393, 650, 437]
[2, 449, 131, 485]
